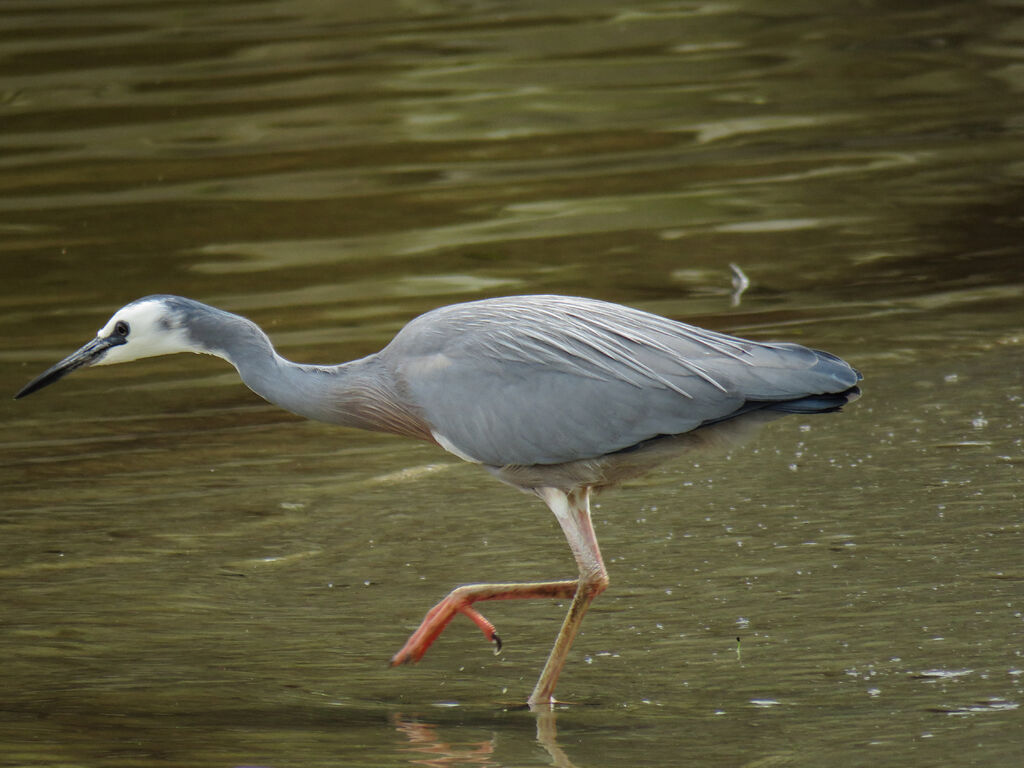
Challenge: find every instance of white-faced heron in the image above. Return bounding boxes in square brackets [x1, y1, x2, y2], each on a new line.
[15, 294, 861, 707]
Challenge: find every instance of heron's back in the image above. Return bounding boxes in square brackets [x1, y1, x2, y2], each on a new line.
[380, 295, 861, 468]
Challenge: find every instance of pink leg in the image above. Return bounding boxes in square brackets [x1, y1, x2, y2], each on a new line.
[528, 487, 608, 707]
[391, 487, 609, 709]
[390, 580, 578, 666]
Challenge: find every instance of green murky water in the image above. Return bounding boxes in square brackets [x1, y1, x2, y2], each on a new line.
[1, 1, 1021, 766]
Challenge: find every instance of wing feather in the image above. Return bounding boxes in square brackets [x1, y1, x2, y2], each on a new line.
[382, 296, 859, 466]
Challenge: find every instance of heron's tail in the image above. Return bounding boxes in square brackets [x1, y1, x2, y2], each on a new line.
[764, 384, 861, 415]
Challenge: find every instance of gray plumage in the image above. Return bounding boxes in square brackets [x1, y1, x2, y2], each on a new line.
[130, 294, 858, 471]
[384, 295, 857, 467]
[15, 292, 861, 707]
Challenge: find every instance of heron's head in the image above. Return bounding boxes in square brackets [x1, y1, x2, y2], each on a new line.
[14, 296, 199, 399]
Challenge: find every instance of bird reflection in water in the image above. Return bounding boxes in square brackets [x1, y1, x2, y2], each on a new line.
[391, 711, 577, 768]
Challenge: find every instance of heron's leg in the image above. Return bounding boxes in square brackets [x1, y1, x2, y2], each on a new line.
[528, 486, 608, 708]
[390, 580, 579, 666]
[390, 486, 607, 708]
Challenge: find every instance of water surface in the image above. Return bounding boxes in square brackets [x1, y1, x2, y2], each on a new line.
[1, 1, 1021, 766]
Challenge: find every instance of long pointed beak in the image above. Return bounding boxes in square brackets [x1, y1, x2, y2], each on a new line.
[14, 335, 124, 400]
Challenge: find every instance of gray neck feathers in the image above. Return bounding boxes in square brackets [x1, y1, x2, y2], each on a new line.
[180, 302, 429, 440]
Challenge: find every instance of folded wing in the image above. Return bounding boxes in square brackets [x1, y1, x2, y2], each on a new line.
[385, 296, 860, 467]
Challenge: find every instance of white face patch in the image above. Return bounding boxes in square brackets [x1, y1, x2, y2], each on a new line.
[93, 299, 201, 366]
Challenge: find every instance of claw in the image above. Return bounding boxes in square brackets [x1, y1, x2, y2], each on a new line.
[391, 581, 577, 670]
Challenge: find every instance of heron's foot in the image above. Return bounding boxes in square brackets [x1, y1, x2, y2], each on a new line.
[389, 580, 578, 666]
[390, 588, 501, 666]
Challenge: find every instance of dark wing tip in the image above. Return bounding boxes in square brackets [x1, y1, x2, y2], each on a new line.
[766, 384, 861, 415]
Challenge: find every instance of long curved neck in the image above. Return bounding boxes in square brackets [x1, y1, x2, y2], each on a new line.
[185, 307, 430, 440]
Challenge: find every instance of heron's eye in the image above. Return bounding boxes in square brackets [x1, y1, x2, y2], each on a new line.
[114, 320, 130, 337]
